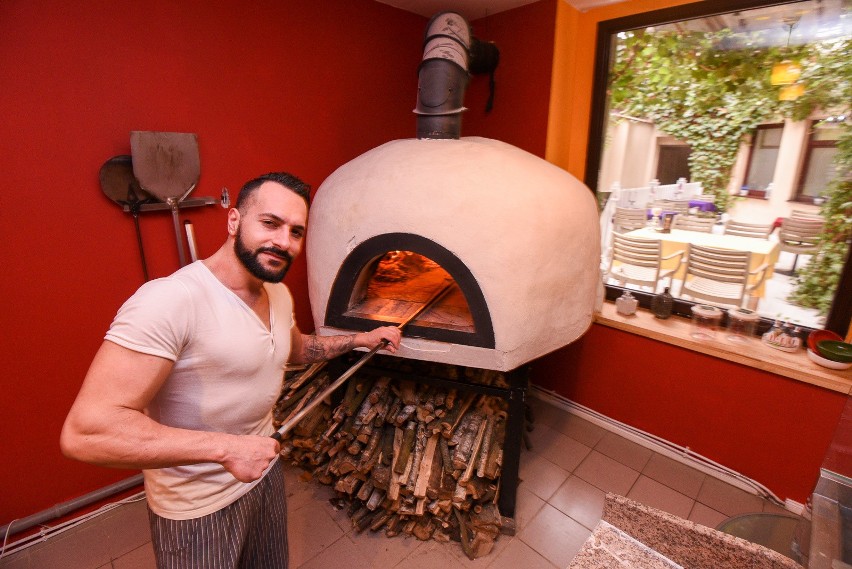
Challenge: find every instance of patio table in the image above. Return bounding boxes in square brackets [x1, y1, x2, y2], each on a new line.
[622, 227, 781, 298]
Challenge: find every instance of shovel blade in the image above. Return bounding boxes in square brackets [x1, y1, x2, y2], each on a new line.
[99, 155, 152, 205]
[130, 131, 200, 203]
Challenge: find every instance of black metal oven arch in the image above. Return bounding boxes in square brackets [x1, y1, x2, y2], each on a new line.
[325, 232, 495, 348]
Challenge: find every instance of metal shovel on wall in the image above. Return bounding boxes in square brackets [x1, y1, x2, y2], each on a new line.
[130, 131, 201, 268]
[99, 155, 154, 281]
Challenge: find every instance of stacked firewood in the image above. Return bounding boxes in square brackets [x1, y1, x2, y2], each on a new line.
[273, 359, 510, 559]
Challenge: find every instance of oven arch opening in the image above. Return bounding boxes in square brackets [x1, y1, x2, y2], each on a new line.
[324, 233, 495, 349]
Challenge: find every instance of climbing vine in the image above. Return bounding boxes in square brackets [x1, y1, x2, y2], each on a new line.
[609, 28, 851, 314]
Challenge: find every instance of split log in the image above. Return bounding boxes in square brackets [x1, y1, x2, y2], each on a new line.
[393, 422, 416, 475]
[459, 414, 489, 484]
[476, 413, 495, 479]
[404, 423, 428, 492]
[452, 412, 485, 470]
[413, 433, 440, 498]
[483, 412, 506, 480]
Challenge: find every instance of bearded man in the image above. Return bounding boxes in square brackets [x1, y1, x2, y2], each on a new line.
[61, 172, 401, 568]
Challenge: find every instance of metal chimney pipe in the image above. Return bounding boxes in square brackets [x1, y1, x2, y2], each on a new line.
[414, 12, 472, 139]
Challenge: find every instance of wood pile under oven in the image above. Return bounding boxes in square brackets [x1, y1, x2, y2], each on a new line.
[273, 357, 514, 560]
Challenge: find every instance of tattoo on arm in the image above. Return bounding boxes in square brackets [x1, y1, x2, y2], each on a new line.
[301, 334, 356, 363]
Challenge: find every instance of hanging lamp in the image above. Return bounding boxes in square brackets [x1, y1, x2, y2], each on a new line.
[771, 20, 802, 86]
[778, 82, 805, 100]
[771, 60, 802, 85]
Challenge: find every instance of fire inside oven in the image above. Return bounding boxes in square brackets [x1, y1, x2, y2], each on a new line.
[324, 233, 495, 348]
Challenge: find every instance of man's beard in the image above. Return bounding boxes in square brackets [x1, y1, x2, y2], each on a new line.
[234, 229, 293, 282]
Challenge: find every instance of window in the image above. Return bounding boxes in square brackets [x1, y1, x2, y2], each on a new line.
[587, 0, 852, 336]
[743, 124, 783, 198]
[796, 122, 842, 203]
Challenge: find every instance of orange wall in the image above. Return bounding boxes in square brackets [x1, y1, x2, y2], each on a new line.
[547, 0, 696, 177]
[0, 0, 555, 529]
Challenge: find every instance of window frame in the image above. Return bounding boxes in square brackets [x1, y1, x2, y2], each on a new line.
[742, 123, 784, 199]
[794, 121, 841, 204]
[586, 0, 852, 336]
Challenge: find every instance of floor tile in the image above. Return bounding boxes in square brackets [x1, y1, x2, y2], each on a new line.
[0, 550, 32, 569]
[526, 397, 563, 429]
[391, 539, 463, 569]
[642, 453, 706, 498]
[23, 521, 112, 569]
[102, 499, 152, 559]
[541, 408, 607, 448]
[297, 533, 368, 569]
[112, 542, 156, 569]
[445, 530, 513, 569]
[695, 476, 765, 517]
[347, 530, 424, 569]
[573, 450, 640, 496]
[284, 464, 336, 509]
[526, 424, 592, 473]
[595, 432, 653, 472]
[687, 501, 729, 530]
[511, 486, 546, 533]
[287, 498, 347, 567]
[517, 503, 591, 568]
[485, 537, 557, 569]
[517, 451, 570, 501]
[548, 475, 606, 530]
[626, 475, 694, 518]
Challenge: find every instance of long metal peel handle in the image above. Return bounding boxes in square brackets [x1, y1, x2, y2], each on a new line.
[270, 280, 453, 443]
[271, 339, 388, 442]
[167, 197, 187, 267]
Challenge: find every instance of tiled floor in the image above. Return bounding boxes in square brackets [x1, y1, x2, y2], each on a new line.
[0, 394, 791, 568]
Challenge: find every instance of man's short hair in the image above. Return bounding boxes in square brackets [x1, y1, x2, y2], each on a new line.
[236, 172, 311, 211]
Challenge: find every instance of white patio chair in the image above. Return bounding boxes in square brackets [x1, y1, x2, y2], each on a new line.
[723, 220, 774, 239]
[672, 214, 715, 233]
[605, 234, 684, 291]
[777, 217, 824, 273]
[678, 244, 769, 308]
[613, 207, 647, 234]
[650, 199, 690, 215]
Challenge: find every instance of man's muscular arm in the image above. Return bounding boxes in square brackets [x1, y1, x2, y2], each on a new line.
[290, 326, 402, 364]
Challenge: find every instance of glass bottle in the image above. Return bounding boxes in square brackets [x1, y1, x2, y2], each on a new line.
[616, 290, 638, 315]
[651, 287, 673, 319]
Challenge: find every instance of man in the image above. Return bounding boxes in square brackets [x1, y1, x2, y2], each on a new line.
[61, 172, 401, 568]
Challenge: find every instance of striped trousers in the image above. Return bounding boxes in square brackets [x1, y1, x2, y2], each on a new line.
[148, 458, 288, 569]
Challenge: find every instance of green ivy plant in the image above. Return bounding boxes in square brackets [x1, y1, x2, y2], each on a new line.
[609, 28, 851, 315]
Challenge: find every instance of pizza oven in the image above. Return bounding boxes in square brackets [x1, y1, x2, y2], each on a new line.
[305, 14, 601, 372]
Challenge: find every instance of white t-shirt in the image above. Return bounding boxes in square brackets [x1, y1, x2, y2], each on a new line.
[105, 261, 294, 519]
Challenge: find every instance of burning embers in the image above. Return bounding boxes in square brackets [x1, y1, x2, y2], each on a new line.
[347, 251, 474, 334]
[323, 231, 496, 352]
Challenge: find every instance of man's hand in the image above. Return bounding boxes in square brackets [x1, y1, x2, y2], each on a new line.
[219, 434, 281, 483]
[291, 325, 403, 364]
[357, 326, 402, 353]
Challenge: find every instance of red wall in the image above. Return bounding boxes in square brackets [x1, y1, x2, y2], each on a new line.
[532, 325, 848, 502]
[0, 0, 417, 524]
[0, 0, 556, 527]
[465, 0, 556, 157]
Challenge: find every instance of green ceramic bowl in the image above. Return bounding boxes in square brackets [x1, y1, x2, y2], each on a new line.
[816, 340, 852, 363]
